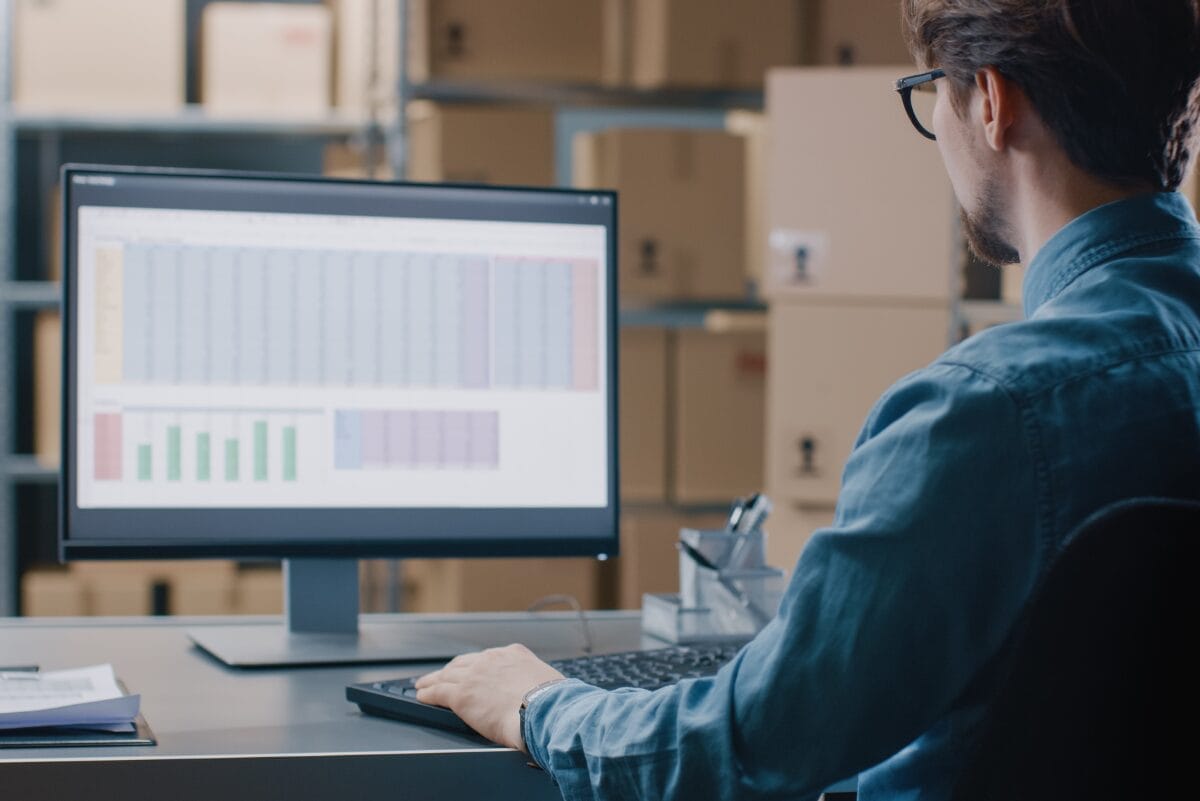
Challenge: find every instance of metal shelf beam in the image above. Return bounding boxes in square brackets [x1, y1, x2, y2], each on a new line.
[12, 106, 370, 137]
[1, 281, 59, 309]
[5, 456, 58, 484]
[409, 79, 764, 110]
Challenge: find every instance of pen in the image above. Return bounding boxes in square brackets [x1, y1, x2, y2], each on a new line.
[726, 494, 772, 570]
[678, 539, 719, 571]
[726, 496, 748, 532]
[678, 540, 770, 628]
[0, 665, 38, 673]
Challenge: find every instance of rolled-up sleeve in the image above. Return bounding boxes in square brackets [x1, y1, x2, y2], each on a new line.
[524, 363, 1046, 801]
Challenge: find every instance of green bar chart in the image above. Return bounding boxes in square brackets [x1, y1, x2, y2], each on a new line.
[196, 433, 211, 482]
[137, 444, 152, 481]
[225, 439, 239, 482]
[167, 426, 182, 481]
[254, 422, 268, 482]
[91, 407, 321, 499]
[283, 426, 297, 482]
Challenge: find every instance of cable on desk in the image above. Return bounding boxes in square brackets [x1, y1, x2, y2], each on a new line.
[527, 594, 594, 654]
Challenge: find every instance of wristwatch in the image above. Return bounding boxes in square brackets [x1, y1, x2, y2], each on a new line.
[519, 678, 567, 737]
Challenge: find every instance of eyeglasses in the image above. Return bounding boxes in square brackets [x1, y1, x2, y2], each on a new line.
[895, 68, 945, 140]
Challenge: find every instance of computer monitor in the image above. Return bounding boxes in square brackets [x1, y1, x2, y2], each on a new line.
[59, 165, 618, 667]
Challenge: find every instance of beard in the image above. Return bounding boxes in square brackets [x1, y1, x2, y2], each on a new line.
[961, 178, 1021, 267]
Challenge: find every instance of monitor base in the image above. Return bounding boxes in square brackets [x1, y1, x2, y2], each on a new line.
[188, 621, 478, 668]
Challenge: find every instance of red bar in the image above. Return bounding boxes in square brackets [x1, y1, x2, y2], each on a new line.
[94, 413, 122, 481]
[571, 260, 599, 391]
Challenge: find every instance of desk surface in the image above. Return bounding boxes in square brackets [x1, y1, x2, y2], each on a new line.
[0, 612, 857, 800]
[0, 611, 650, 801]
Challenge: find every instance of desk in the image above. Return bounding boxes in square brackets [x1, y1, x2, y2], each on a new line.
[0, 612, 858, 800]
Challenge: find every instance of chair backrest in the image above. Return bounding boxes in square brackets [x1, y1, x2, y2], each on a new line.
[951, 497, 1200, 801]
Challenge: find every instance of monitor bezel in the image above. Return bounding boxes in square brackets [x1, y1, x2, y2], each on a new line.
[59, 164, 619, 561]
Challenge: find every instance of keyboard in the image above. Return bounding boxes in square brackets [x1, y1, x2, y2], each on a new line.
[346, 640, 748, 737]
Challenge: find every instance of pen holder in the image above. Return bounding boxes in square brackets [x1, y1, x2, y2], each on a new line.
[642, 566, 785, 644]
[641, 526, 785, 644]
[679, 527, 767, 608]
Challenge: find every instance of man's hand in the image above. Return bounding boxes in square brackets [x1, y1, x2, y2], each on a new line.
[414, 644, 565, 752]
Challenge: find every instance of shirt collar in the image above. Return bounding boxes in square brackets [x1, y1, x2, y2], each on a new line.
[1022, 191, 1199, 318]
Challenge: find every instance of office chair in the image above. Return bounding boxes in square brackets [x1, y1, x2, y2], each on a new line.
[951, 497, 1200, 801]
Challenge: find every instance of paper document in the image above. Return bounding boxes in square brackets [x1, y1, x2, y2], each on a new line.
[0, 664, 140, 731]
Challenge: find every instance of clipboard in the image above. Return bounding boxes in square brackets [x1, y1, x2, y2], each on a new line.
[0, 712, 156, 748]
[0, 677, 156, 749]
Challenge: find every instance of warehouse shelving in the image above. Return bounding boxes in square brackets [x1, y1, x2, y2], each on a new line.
[0, 0, 392, 615]
[0, 2, 962, 617]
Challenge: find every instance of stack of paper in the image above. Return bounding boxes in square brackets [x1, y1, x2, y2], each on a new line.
[0, 664, 140, 732]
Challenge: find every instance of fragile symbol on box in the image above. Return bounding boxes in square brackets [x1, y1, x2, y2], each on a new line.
[769, 229, 830, 288]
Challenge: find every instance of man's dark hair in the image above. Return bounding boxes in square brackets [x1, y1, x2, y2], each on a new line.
[902, 0, 1200, 191]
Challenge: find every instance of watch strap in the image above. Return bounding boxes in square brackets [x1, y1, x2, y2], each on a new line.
[521, 678, 567, 709]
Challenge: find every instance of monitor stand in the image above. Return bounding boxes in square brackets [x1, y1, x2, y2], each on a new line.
[187, 559, 478, 668]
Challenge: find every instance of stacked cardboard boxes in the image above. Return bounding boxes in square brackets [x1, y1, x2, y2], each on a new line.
[574, 128, 748, 301]
[763, 67, 957, 569]
[407, 0, 811, 90]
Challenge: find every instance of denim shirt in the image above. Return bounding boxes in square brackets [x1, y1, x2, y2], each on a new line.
[523, 192, 1200, 801]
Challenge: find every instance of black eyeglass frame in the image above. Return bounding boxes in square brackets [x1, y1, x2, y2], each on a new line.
[895, 68, 946, 140]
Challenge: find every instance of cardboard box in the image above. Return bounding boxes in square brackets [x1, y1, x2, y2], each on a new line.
[405, 102, 556, 185]
[408, 0, 611, 84]
[574, 128, 747, 301]
[765, 68, 956, 302]
[22, 568, 86, 617]
[234, 565, 284, 615]
[765, 304, 950, 561]
[200, 2, 332, 117]
[13, 0, 185, 113]
[620, 328, 669, 503]
[766, 302, 949, 509]
[403, 557, 601, 612]
[672, 329, 767, 504]
[33, 311, 61, 469]
[332, 0, 401, 119]
[615, 510, 727, 609]
[810, 0, 915, 67]
[628, 0, 806, 89]
[70, 561, 238, 616]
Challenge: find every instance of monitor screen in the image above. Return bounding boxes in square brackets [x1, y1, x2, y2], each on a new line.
[60, 166, 618, 560]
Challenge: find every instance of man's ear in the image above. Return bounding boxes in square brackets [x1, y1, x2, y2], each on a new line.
[975, 66, 1016, 152]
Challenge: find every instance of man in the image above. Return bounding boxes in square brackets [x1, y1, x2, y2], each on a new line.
[416, 1, 1200, 798]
